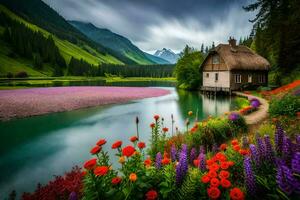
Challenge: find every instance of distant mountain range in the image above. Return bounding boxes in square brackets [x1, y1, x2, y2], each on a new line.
[154, 48, 180, 64]
[69, 21, 170, 65]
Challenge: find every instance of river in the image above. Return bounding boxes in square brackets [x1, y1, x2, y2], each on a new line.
[0, 85, 238, 197]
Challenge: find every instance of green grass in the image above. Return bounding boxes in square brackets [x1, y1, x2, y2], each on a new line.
[233, 97, 250, 109]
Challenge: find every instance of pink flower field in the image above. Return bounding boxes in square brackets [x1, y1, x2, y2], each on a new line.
[0, 87, 170, 120]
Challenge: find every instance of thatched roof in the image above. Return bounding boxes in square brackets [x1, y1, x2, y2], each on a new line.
[201, 44, 270, 71]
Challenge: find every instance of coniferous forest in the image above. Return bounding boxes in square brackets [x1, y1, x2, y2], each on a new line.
[243, 0, 300, 84]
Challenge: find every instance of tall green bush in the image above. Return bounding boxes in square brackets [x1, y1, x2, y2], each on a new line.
[269, 94, 300, 117]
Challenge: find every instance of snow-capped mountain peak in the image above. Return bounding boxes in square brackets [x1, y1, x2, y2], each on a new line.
[154, 48, 179, 64]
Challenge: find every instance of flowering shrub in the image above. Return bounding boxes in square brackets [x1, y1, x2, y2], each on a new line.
[269, 94, 300, 117]
[22, 166, 84, 200]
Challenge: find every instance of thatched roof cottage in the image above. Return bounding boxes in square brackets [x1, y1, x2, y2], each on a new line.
[200, 37, 270, 93]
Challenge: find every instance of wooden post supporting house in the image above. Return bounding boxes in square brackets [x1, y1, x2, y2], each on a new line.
[200, 37, 270, 95]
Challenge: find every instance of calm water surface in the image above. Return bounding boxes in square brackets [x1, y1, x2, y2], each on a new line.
[0, 86, 238, 197]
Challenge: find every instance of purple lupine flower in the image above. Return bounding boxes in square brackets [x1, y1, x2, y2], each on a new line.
[155, 152, 162, 169]
[175, 145, 188, 185]
[281, 164, 298, 194]
[264, 135, 275, 163]
[256, 136, 266, 161]
[170, 144, 177, 162]
[296, 135, 300, 152]
[249, 144, 260, 167]
[292, 152, 300, 174]
[198, 153, 206, 172]
[69, 191, 77, 200]
[276, 161, 293, 195]
[228, 112, 240, 121]
[275, 123, 285, 154]
[212, 144, 218, 154]
[282, 136, 293, 165]
[242, 135, 249, 149]
[175, 161, 183, 185]
[244, 156, 256, 196]
[190, 147, 197, 164]
[199, 145, 205, 154]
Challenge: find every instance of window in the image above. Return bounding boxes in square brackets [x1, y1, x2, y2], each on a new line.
[248, 74, 252, 83]
[212, 55, 220, 64]
[206, 73, 209, 78]
[235, 74, 241, 83]
[259, 74, 265, 83]
[215, 73, 219, 82]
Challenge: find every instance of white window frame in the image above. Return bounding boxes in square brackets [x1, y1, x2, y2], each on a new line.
[248, 74, 252, 83]
[212, 55, 220, 64]
[215, 73, 218, 82]
[259, 74, 265, 83]
[235, 74, 241, 83]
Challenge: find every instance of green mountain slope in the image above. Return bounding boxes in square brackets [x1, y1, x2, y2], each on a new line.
[69, 21, 170, 65]
[0, 4, 124, 77]
[0, 0, 138, 65]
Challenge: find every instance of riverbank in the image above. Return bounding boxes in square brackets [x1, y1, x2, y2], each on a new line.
[0, 86, 170, 121]
[0, 76, 177, 90]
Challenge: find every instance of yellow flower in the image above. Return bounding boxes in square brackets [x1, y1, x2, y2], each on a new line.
[119, 156, 125, 164]
[129, 173, 137, 182]
[188, 111, 193, 116]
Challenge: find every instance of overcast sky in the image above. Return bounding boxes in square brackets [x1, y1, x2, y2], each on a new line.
[43, 0, 255, 53]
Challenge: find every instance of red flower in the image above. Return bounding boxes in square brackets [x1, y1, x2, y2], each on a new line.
[94, 166, 109, 176]
[220, 162, 230, 170]
[231, 139, 239, 146]
[154, 115, 160, 121]
[90, 146, 101, 155]
[215, 152, 227, 161]
[220, 143, 227, 151]
[220, 178, 231, 188]
[122, 145, 136, 157]
[201, 174, 211, 183]
[233, 145, 240, 152]
[161, 157, 171, 165]
[230, 188, 245, 200]
[190, 127, 197, 133]
[239, 149, 249, 156]
[193, 159, 200, 167]
[138, 142, 146, 149]
[111, 177, 122, 185]
[208, 163, 220, 171]
[208, 170, 218, 178]
[150, 123, 155, 128]
[112, 140, 122, 149]
[162, 127, 169, 132]
[207, 187, 221, 199]
[82, 171, 87, 176]
[130, 136, 138, 142]
[219, 170, 230, 179]
[206, 159, 214, 166]
[96, 139, 107, 146]
[228, 161, 235, 166]
[144, 158, 152, 167]
[210, 178, 220, 187]
[83, 158, 97, 170]
[145, 189, 158, 200]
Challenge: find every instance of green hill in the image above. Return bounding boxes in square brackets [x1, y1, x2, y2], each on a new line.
[0, 3, 125, 77]
[69, 21, 170, 65]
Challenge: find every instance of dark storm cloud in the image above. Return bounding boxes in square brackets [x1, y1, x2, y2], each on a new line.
[43, 0, 255, 53]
